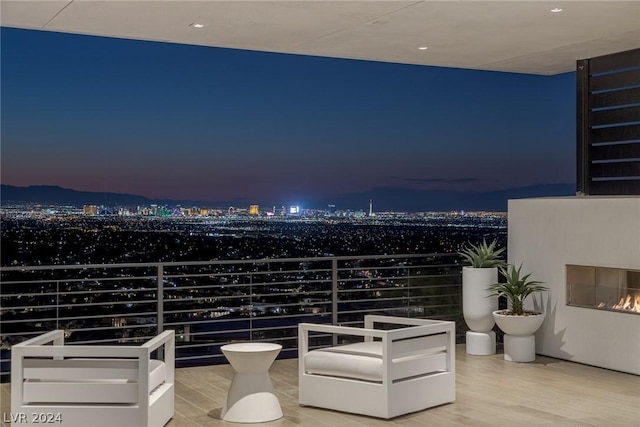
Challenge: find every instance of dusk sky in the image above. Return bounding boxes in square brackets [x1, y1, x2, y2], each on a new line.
[1, 26, 576, 208]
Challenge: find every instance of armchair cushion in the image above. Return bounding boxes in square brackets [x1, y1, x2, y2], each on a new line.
[149, 359, 166, 392]
[23, 358, 166, 394]
[304, 342, 383, 382]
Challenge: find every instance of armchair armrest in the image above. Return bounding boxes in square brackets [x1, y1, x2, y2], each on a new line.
[142, 330, 174, 352]
[14, 330, 65, 347]
[364, 314, 450, 329]
[142, 330, 175, 384]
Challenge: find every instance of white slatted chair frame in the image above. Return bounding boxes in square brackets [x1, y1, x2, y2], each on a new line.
[299, 315, 455, 419]
[11, 330, 174, 427]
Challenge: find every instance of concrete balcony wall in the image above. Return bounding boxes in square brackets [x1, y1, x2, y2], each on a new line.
[508, 196, 640, 375]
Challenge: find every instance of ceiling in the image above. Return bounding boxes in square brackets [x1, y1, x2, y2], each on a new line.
[2, 0, 639, 75]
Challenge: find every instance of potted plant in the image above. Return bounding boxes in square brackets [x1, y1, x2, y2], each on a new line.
[489, 263, 548, 362]
[458, 238, 505, 355]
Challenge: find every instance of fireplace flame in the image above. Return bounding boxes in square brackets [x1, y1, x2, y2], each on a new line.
[598, 293, 640, 313]
[613, 294, 640, 313]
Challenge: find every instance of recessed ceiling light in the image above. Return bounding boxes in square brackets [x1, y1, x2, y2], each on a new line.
[418, 46, 428, 50]
[190, 23, 204, 28]
[550, 8, 563, 13]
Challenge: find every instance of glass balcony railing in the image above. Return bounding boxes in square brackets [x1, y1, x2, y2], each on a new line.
[0, 253, 463, 380]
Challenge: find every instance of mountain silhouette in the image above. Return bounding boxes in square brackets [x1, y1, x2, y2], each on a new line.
[0, 185, 207, 208]
[1, 183, 576, 212]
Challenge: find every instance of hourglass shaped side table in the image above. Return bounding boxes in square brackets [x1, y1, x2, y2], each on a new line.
[220, 342, 283, 423]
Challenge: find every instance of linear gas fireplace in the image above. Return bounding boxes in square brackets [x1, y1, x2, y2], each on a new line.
[567, 265, 640, 315]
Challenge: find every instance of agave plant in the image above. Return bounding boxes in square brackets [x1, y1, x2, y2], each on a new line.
[458, 238, 506, 268]
[489, 264, 548, 315]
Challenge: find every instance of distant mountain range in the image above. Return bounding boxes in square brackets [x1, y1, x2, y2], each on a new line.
[0, 185, 208, 209]
[1, 183, 576, 212]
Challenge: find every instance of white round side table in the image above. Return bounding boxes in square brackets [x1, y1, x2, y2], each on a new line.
[220, 342, 283, 423]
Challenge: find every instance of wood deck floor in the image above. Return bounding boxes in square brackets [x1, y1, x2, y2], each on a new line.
[2, 344, 639, 426]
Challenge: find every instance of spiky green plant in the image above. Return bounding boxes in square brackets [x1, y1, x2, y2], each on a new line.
[488, 264, 547, 315]
[458, 238, 506, 268]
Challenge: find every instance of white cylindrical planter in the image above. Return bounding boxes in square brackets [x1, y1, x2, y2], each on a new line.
[463, 267, 498, 355]
[493, 311, 545, 363]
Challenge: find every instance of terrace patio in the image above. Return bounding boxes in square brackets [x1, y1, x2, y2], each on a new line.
[2, 344, 637, 427]
[1, 2, 639, 425]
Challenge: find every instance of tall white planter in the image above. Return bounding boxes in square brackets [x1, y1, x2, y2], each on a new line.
[462, 266, 498, 355]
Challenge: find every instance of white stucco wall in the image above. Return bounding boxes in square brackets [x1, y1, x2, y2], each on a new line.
[508, 196, 640, 375]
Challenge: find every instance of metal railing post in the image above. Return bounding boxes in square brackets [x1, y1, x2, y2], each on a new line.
[250, 272, 253, 340]
[157, 264, 164, 334]
[331, 258, 338, 346]
[406, 266, 411, 315]
[56, 281, 60, 330]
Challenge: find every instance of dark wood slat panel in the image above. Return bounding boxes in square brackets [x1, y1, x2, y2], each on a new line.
[590, 106, 640, 126]
[591, 68, 640, 92]
[590, 87, 640, 108]
[583, 49, 640, 195]
[577, 59, 590, 194]
[589, 48, 640, 74]
[591, 124, 640, 144]
[591, 161, 640, 178]
[589, 179, 640, 195]
[591, 142, 640, 161]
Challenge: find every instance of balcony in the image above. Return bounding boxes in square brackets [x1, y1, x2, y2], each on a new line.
[1, 4, 638, 424]
[2, 253, 639, 426]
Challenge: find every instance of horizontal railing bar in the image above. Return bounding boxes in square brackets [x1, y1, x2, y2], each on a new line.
[55, 336, 158, 346]
[164, 313, 328, 328]
[0, 253, 455, 273]
[338, 272, 460, 282]
[163, 294, 326, 305]
[0, 276, 158, 286]
[1, 283, 457, 309]
[166, 280, 332, 292]
[171, 274, 333, 282]
[166, 283, 331, 293]
[3, 300, 157, 311]
[336, 271, 456, 279]
[174, 335, 299, 351]
[172, 330, 300, 347]
[0, 328, 158, 341]
[0, 287, 158, 297]
[1, 312, 158, 324]
[176, 354, 228, 362]
[4, 302, 455, 330]
[336, 261, 460, 271]
[164, 268, 333, 279]
[337, 306, 456, 316]
[163, 301, 326, 309]
[337, 285, 459, 294]
[164, 304, 330, 316]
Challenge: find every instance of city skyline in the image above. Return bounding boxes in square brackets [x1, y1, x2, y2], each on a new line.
[1, 27, 576, 208]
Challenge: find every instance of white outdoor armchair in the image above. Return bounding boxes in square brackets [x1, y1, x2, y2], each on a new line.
[11, 330, 175, 427]
[298, 315, 455, 419]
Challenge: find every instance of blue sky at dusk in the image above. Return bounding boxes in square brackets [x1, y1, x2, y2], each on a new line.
[1, 27, 576, 208]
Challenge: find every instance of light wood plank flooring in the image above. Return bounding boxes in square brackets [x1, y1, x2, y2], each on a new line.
[2, 344, 638, 426]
